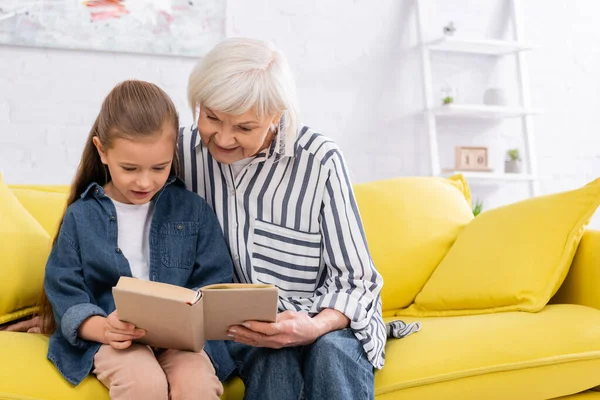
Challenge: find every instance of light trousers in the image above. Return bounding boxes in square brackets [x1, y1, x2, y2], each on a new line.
[93, 344, 223, 400]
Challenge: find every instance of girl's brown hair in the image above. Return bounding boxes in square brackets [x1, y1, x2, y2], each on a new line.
[38, 80, 180, 334]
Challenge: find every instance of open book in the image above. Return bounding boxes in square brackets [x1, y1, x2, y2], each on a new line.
[112, 277, 279, 352]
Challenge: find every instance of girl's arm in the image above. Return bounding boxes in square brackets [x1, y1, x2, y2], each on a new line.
[44, 211, 105, 349]
[45, 210, 145, 349]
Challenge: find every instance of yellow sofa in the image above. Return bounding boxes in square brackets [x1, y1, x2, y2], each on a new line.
[2, 175, 600, 400]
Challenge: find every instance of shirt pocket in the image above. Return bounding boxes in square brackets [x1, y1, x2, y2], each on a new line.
[160, 221, 200, 269]
[251, 219, 322, 297]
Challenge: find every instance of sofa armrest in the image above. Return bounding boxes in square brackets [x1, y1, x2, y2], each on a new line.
[551, 229, 600, 309]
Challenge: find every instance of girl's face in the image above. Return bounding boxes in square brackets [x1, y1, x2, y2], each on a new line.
[197, 106, 280, 164]
[94, 125, 175, 204]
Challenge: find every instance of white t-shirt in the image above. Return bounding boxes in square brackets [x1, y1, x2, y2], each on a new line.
[111, 199, 154, 281]
[231, 157, 254, 179]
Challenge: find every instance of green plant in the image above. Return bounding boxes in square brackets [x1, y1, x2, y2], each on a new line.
[507, 148, 521, 161]
[473, 199, 484, 217]
[442, 96, 454, 105]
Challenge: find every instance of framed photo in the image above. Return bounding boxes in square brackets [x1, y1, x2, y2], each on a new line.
[454, 146, 492, 171]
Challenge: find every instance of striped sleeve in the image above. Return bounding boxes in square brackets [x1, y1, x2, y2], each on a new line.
[309, 145, 384, 333]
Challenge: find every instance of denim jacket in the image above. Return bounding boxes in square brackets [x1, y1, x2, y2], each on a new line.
[44, 176, 235, 386]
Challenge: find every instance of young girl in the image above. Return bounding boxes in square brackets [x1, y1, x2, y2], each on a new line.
[40, 80, 233, 400]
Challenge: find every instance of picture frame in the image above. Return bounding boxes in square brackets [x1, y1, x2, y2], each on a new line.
[454, 146, 492, 172]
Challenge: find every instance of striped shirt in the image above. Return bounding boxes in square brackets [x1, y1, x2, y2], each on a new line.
[179, 124, 386, 369]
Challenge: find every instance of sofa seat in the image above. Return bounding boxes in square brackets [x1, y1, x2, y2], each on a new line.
[376, 304, 600, 399]
[2, 304, 600, 400]
[0, 331, 108, 400]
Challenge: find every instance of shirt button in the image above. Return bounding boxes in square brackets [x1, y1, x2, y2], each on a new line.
[233, 255, 240, 261]
[230, 190, 235, 195]
[95, 189, 99, 195]
[109, 215, 116, 221]
[177, 223, 183, 230]
[115, 247, 122, 254]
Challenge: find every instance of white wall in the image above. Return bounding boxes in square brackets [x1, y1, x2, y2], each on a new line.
[1, 0, 599, 226]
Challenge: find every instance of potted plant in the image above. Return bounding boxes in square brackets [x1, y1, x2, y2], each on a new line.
[473, 199, 484, 217]
[505, 148, 522, 173]
[443, 96, 454, 105]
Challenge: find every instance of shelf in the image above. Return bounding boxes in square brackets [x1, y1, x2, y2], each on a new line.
[426, 36, 532, 56]
[441, 170, 538, 182]
[428, 104, 540, 119]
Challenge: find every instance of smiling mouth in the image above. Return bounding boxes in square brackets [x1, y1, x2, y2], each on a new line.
[131, 191, 150, 197]
[214, 144, 239, 153]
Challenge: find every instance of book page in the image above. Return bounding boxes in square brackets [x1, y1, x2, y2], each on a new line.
[202, 285, 278, 340]
[202, 283, 274, 290]
[115, 276, 197, 303]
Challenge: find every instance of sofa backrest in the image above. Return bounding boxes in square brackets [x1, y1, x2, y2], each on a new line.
[8, 176, 476, 315]
[9, 178, 596, 317]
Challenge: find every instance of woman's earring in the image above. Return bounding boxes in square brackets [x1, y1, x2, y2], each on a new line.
[279, 111, 286, 128]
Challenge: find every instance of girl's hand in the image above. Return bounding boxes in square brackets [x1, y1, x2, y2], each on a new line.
[79, 311, 145, 349]
[103, 310, 145, 349]
[227, 310, 324, 348]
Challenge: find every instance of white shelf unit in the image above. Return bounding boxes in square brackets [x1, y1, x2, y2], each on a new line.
[426, 36, 531, 56]
[415, 0, 540, 198]
[430, 104, 540, 119]
[441, 171, 538, 182]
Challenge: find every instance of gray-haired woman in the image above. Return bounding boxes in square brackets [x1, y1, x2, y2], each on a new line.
[179, 37, 385, 400]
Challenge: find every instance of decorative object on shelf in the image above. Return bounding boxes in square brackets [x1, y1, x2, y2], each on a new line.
[473, 199, 484, 217]
[455, 146, 492, 172]
[441, 85, 458, 106]
[483, 88, 508, 106]
[505, 148, 523, 173]
[443, 22, 456, 36]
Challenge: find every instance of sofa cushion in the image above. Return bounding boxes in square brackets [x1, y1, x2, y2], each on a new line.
[0, 174, 52, 324]
[378, 304, 600, 399]
[0, 331, 245, 400]
[8, 185, 69, 239]
[402, 178, 600, 317]
[353, 175, 473, 311]
[3, 307, 600, 400]
[0, 332, 108, 400]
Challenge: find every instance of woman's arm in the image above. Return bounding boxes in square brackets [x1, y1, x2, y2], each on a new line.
[228, 144, 382, 348]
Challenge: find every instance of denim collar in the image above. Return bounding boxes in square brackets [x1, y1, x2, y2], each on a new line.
[80, 175, 183, 200]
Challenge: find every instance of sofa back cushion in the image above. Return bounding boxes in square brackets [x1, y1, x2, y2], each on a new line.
[400, 177, 600, 317]
[0, 174, 53, 324]
[353, 175, 473, 312]
[9, 185, 69, 239]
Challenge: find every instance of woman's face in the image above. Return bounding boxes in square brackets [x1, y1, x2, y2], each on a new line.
[197, 106, 280, 164]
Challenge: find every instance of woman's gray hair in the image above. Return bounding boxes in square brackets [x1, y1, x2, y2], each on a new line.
[188, 37, 300, 157]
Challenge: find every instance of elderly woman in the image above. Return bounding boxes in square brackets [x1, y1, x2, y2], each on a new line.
[179, 37, 385, 400]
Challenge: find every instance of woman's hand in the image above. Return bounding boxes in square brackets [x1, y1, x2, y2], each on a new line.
[227, 310, 322, 348]
[79, 311, 145, 349]
[227, 308, 349, 348]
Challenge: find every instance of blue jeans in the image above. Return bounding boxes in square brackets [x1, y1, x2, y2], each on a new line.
[227, 329, 374, 400]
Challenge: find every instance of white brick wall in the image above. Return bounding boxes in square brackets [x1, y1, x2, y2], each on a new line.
[0, 0, 599, 227]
